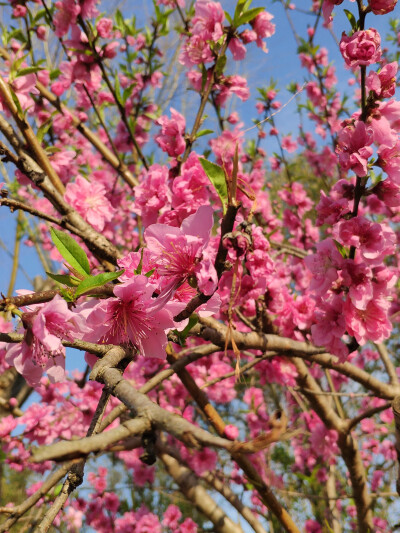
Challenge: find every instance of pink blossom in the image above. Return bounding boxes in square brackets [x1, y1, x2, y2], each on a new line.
[251, 11, 276, 52]
[179, 34, 214, 67]
[333, 216, 396, 266]
[192, 0, 225, 41]
[224, 424, 239, 440]
[340, 29, 381, 69]
[215, 75, 249, 106]
[341, 260, 373, 310]
[53, 0, 81, 37]
[179, 517, 198, 533]
[135, 512, 162, 533]
[134, 164, 172, 227]
[281, 135, 298, 153]
[336, 120, 373, 177]
[144, 205, 217, 298]
[6, 296, 88, 387]
[315, 191, 350, 226]
[376, 141, 400, 181]
[85, 276, 175, 358]
[155, 108, 186, 157]
[228, 38, 247, 60]
[369, 0, 397, 14]
[373, 178, 400, 207]
[321, 0, 344, 26]
[304, 238, 344, 295]
[366, 62, 398, 99]
[96, 17, 113, 39]
[344, 297, 392, 345]
[311, 295, 348, 360]
[64, 176, 115, 232]
[162, 505, 182, 529]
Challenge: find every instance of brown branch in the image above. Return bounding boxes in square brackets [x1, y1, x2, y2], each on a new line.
[0, 45, 138, 188]
[34, 386, 111, 532]
[0, 75, 65, 195]
[30, 416, 151, 463]
[0, 462, 74, 533]
[375, 342, 398, 387]
[0, 197, 66, 226]
[201, 470, 268, 533]
[196, 316, 400, 399]
[165, 346, 302, 533]
[159, 451, 244, 533]
[346, 402, 392, 432]
[294, 358, 373, 533]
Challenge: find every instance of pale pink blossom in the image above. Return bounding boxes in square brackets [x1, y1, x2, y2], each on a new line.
[6, 296, 88, 387]
[251, 11, 276, 52]
[192, 0, 224, 41]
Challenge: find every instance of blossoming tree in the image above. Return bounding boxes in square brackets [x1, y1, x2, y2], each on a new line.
[0, 0, 399, 531]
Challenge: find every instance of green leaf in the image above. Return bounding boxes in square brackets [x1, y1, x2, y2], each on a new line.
[196, 129, 214, 138]
[50, 227, 90, 277]
[74, 271, 123, 298]
[236, 7, 264, 26]
[170, 315, 198, 346]
[15, 66, 44, 77]
[144, 268, 155, 278]
[343, 9, 357, 31]
[46, 272, 80, 287]
[54, 484, 63, 497]
[134, 248, 144, 275]
[333, 239, 348, 259]
[224, 10, 233, 24]
[199, 158, 228, 213]
[233, 0, 252, 25]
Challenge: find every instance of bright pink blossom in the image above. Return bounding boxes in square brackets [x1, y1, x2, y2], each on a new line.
[340, 28, 381, 69]
[304, 238, 344, 295]
[369, 0, 397, 14]
[336, 120, 373, 177]
[333, 216, 396, 266]
[85, 276, 175, 358]
[144, 205, 217, 298]
[344, 298, 392, 345]
[155, 108, 186, 157]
